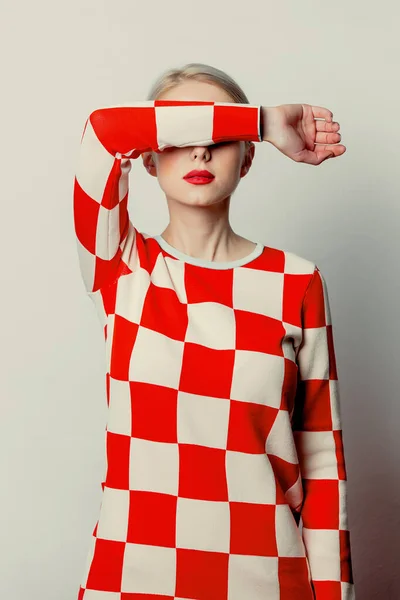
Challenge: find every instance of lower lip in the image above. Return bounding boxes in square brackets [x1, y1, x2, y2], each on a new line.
[184, 176, 214, 185]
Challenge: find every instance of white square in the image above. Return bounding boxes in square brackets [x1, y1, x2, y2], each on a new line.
[330, 379, 342, 431]
[284, 252, 315, 276]
[275, 504, 306, 557]
[341, 582, 355, 599]
[119, 221, 142, 277]
[76, 235, 96, 294]
[226, 451, 276, 504]
[155, 104, 214, 149]
[129, 437, 179, 495]
[233, 268, 284, 319]
[297, 326, 330, 381]
[118, 155, 131, 192]
[228, 555, 279, 600]
[302, 527, 341, 581]
[231, 350, 284, 408]
[107, 377, 132, 436]
[294, 431, 339, 479]
[104, 313, 115, 373]
[339, 479, 349, 530]
[151, 252, 187, 300]
[121, 542, 176, 594]
[114, 266, 151, 325]
[319, 270, 333, 326]
[76, 117, 113, 204]
[96, 486, 129, 541]
[186, 302, 236, 349]
[266, 409, 299, 464]
[97, 203, 122, 262]
[129, 326, 184, 389]
[176, 497, 230, 553]
[177, 391, 230, 448]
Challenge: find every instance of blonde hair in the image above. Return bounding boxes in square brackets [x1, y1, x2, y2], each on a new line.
[146, 62, 253, 151]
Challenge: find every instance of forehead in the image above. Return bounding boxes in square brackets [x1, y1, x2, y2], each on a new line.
[157, 80, 233, 104]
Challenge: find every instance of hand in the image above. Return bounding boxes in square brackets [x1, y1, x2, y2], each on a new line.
[262, 104, 345, 165]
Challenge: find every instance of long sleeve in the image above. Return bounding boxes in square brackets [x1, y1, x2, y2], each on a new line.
[292, 266, 355, 599]
[73, 100, 262, 294]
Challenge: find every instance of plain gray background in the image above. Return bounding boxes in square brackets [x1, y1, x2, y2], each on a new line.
[1, 1, 399, 598]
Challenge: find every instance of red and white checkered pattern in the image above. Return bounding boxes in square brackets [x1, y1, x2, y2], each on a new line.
[73, 101, 355, 599]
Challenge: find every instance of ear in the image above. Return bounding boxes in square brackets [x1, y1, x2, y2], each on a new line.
[141, 151, 158, 177]
[240, 142, 255, 178]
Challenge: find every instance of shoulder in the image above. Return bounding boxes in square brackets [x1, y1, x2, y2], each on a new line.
[265, 243, 317, 278]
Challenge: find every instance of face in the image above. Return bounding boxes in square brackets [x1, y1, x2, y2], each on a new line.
[141, 80, 255, 209]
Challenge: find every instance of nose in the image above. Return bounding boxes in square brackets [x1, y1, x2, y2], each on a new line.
[191, 146, 210, 159]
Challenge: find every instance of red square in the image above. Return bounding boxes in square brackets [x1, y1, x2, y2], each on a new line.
[312, 580, 342, 600]
[179, 445, 227, 501]
[110, 314, 139, 381]
[301, 479, 339, 529]
[141, 283, 188, 340]
[130, 381, 178, 443]
[176, 548, 229, 600]
[180, 342, 234, 398]
[230, 502, 277, 556]
[91, 105, 158, 158]
[334, 430, 348, 480]
[104, 431, 130, 490]
[228, 399, 278, 454]
[255, 245, 285, 273]
[302, 269, 326, 329]
[293, 379, 334, 431]
[102, 283, 118, 321]
[185, 264, 234, 306]
[283, 272, 312, 329]
[235, 310, 285, 355]
[127, 490, 177, 547]
[340, 529, 354, 583]
[327, 324, 339, 380]
[86, 537, 125, 592]
[278, 557, 315, 600]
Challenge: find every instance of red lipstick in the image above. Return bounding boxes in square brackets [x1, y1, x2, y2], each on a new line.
[183, 169, 215, 185]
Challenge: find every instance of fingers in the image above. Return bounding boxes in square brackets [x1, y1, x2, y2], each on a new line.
[315, 120, 340, 132]
[318, 146, 346, 164]
[315, 131, 342, 144]
[311, 105, 334, 122]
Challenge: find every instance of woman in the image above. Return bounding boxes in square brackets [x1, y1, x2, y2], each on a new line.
[73, 62, 354, 599]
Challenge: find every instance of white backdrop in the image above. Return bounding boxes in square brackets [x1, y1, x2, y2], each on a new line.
[1, 1, 399, 598]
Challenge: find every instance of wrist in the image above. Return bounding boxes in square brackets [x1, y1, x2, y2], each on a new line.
[261, 106, 279, 143]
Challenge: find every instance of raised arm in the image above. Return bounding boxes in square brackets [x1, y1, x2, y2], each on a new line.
[73, 100, 263, 294]
[292, 266, 355, 600]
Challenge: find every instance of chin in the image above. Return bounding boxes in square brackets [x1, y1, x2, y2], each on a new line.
[176, 198, 221, 208]
[161, 184, 233, 207]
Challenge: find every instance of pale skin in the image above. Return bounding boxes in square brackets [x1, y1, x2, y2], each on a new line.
[141, 80, 345, 262]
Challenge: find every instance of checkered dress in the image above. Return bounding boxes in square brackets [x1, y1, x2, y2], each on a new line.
[73, 100, 355, 599]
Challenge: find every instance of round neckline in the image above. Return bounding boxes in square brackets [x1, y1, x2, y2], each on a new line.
[153, 234, 264, 270]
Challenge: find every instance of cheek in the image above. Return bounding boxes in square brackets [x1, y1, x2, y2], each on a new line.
[154, 158, 184, 191]
[156, 152, 180, 172]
